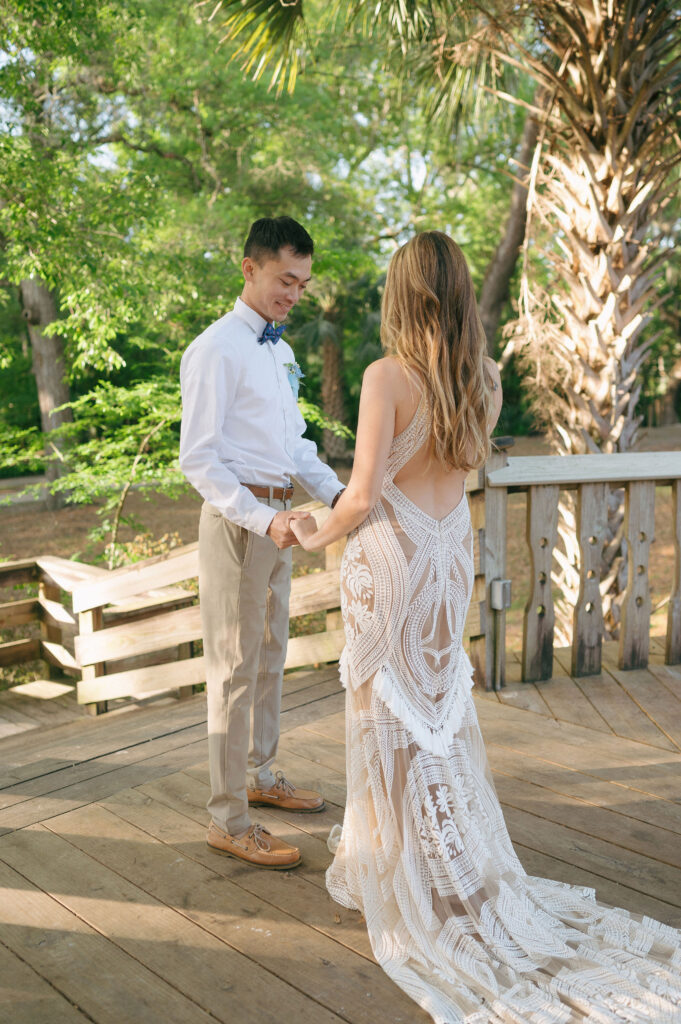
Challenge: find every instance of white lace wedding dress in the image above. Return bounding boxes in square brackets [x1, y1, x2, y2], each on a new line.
[326, 395, 681, 1024]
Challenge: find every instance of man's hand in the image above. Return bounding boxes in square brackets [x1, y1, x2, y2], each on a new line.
[266, 510, 311, 549]
[290, 515, 319, 551]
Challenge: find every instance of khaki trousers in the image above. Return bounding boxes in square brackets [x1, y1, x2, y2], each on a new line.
[199, 498, 292, 835]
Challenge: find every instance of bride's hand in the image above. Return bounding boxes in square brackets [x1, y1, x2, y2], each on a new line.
[290, 514, 319, 550]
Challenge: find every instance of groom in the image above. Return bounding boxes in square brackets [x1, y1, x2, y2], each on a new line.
[180, 216, 344, 869]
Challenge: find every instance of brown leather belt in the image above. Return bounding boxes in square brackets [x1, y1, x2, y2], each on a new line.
[244, 483, 294, 501]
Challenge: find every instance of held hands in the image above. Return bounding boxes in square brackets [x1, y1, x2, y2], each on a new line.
[290, 514, 319, 551]
[266, 510, 312, 550]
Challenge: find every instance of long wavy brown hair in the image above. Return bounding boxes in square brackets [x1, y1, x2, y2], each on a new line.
[381, 231, 493, 471]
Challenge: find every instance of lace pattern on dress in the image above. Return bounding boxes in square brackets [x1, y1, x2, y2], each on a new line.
[327, 390, 681, 1023]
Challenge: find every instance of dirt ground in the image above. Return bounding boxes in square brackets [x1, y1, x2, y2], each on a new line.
[1, 427, 678, 649]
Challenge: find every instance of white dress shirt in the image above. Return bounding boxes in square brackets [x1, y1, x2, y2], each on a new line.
[180, 297, 343, 535]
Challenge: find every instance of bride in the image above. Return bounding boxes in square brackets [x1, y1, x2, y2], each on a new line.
[292, 231, 681, 1023]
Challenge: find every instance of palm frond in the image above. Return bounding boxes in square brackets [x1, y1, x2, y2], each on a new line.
[401, 7, 521, 134]
[197, 0, 308, 94]
[345, 0, 438, 52]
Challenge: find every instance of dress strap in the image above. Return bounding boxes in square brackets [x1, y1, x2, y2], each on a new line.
[385, 390, 429, 480]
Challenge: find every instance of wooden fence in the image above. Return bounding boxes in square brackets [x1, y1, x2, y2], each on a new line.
[1, 447, 679, 713]
[485, 451, 681, 684]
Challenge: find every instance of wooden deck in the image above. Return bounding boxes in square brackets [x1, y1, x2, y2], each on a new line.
[1, 646, 680, 1023]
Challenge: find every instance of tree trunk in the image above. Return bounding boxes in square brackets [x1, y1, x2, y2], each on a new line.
[658, 356, 681, 425]
[321, 328, 347, 462]
[478, 108, 540, 355]
[19, 277, 72, 508]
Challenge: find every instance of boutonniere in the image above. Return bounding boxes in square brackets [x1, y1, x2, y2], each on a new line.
[284, 360, 305, 399]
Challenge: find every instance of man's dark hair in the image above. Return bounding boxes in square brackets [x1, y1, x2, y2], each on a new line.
[244, 216, 314, 264]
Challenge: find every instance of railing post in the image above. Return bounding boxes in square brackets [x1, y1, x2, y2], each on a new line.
[572, 482, 607, 676]
[522, 484, 559, 682]
[466, 468, 487, 688]
[666, 479, 681, 665]
[619, 480, 655, 670]
[480, 449, 510, 691]
[176, 639, 195, 700]
[78, 607, 108, 715]
[38, 576, 62, 680]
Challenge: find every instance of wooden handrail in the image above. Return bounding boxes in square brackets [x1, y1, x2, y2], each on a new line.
[488, 452, 681, 488]
[71, 544, 199, 613]
[0, 558, 39, 587]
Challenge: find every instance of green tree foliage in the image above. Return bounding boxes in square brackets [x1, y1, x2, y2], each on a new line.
[0, 0, 533, 543]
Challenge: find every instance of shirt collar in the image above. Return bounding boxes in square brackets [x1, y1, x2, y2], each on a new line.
[233, 296, 268, 338]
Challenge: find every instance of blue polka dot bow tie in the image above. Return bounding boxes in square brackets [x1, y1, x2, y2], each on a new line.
[259, 322, 286, 345]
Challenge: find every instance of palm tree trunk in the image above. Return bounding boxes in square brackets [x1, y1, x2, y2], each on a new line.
[514, 0, 681, 639]
[478, 107, 540, 354]
[19, 277, 72, 508]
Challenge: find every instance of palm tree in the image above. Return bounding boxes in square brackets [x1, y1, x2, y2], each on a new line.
[505, 1, 681, 636]
[213, 0, 681, 639]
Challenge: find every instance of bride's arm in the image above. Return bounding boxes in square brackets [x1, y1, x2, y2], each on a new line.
[292, 360, 397, 551]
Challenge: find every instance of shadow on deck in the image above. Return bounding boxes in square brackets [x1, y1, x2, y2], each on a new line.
[0, 645, 680, 1023]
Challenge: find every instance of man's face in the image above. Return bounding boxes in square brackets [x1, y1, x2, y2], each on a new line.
[241, 246, 312, 324]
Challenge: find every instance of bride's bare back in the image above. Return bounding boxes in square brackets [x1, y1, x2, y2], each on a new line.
[386, 356, 502, 521]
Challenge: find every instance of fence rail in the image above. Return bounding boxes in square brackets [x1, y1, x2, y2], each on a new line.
[1, 446, 679, 713]
[485, 451, 681, 682]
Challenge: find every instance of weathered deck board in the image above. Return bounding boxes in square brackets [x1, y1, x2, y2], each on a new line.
[528, 670, 614, 733]
[45, 801, 421, 1024]
[0, 857, 217, 1024]
[0, 940, 91, 1024]
[0, 652, 680, 1023]
[600, 648, 681, 751]
[648, 661, 681, 702]
[0, 819, 352, 1024]
[550, 644, 678, 750]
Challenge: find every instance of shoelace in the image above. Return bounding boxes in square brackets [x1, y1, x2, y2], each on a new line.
[248, 824, 272, 851]
[273, 770, 295, 797]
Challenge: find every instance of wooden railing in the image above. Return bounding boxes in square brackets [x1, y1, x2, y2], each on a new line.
[0, 464, 488, 712]
[2, 447, 678, 713]
[0, 554, 197, 713]
[484, 451, 681, 685]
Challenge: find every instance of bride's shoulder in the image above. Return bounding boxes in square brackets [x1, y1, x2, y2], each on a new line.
[363, 356, 417, 397]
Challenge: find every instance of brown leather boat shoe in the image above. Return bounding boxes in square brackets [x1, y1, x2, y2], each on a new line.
[248, 770, 325, 813]
[207, 821, 301, 869]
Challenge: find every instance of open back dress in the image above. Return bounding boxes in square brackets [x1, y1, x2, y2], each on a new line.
[326, 392, 681, 1024]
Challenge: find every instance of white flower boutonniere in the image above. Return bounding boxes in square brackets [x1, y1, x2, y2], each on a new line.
[284, 361, 305, 399]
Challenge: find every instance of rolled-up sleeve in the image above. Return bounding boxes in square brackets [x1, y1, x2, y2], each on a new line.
[291, 403, 344, 507]
[179, 344, 276, 536]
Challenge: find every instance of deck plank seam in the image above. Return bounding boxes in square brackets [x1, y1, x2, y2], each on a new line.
[599, 661, 681, 752]
[0, 725, 208, 804]
[547, 656, 618, 735]
[0, 842, 225, 1023]
[71, 799, 383, 981]
[0, 932, 99, 1024]
[35, 818, 355, 1024]
[483, 740, 681, 806]
[0, 718, 209, 793]
[502, 808, 681, 911]
[489, 765, 681, 839]
[496, 790, 681, 870]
